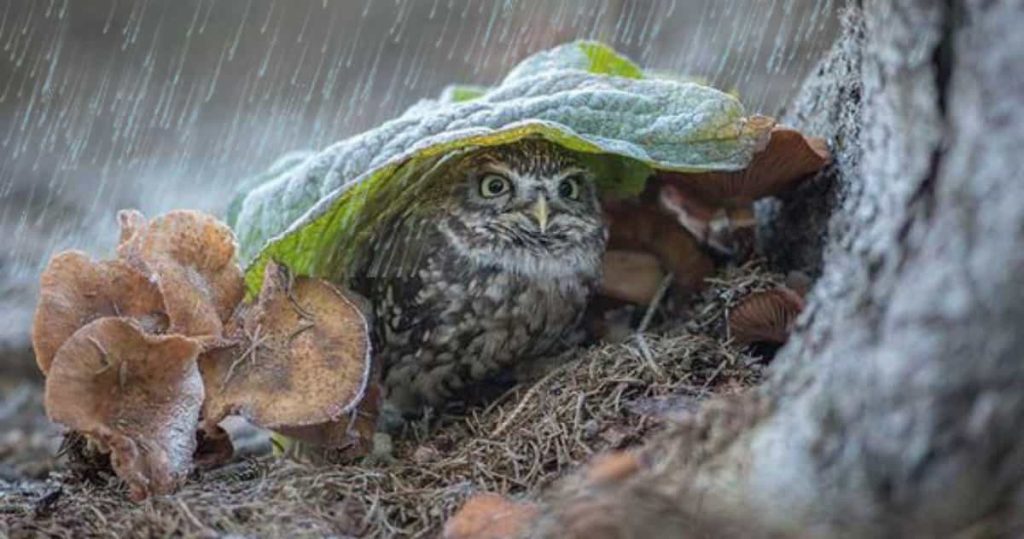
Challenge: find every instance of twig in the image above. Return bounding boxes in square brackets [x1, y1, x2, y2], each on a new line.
[491, 362, 571, 438]
[699, 359, 728, 395]
[221, 324, 270, 389]
[638, 274, 674, 334]
[633, 274, 674, 377]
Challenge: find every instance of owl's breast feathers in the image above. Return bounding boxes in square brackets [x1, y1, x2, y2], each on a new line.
[350, 217, 599, 416]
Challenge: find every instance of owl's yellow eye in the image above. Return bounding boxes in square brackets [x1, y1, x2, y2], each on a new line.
[479, 174, 511, 198]
[558, 176, 582, 200]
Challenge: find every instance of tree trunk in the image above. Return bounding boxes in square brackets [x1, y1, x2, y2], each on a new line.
[534, 1, 1024, 536]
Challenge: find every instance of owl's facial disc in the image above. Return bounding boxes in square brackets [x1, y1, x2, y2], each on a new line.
[468, 161, 595, 238]
[441, 139, 608, 278]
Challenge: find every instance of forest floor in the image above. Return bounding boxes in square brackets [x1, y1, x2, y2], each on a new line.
[0, 263, 783, 538]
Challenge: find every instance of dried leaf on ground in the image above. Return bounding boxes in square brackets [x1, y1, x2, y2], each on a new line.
[200, 261, 372, 434]
[44, 318, 203, 500]
[32, 250, 167, 375]
[117, 210, 244, 338]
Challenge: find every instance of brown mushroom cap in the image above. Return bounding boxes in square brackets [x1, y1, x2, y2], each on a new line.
[193, 424, 235, 469]
[443, 493, 540, 539]
[32, 250, 167, 375]
[600, 250, 666, 305]
[658, 125, 831, 206]
[117, 209, 147, 246]
[728, 287, 806, 345]
[606, 201, 715, 296]
[273, 382, 382, 457]
[200, 261, 372, 431]
[44, 317, 203, 501]
[117, 210, 244, 338]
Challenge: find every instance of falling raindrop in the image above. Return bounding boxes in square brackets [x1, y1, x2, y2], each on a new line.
[0, 0, 841, 360]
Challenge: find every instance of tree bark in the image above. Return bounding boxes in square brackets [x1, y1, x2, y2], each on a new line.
[534, 1, 1024, 537]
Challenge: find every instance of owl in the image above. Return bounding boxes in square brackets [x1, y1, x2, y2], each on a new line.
[349, 138, 608, 419]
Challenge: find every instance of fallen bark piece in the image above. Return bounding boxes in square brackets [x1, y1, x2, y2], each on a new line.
[728, 287, 806, 345]
[444, 493, 540, 539]
[117, 210, 245, 338]
[32, 250, 167, 375]
[200, 261, 372, 433]
[44, 317, 203, 501]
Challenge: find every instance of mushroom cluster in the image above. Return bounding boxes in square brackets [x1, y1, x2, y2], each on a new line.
[32, 210, 373, 500]
[597, 123, 828, 343]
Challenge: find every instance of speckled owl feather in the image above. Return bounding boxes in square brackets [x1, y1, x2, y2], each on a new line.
[228, 41, 774, 417]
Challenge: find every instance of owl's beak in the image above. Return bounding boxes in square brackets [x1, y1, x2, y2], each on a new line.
[531, 196, 550, 233]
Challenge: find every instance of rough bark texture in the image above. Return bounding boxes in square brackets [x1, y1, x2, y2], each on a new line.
[535, 1, 1024, 536]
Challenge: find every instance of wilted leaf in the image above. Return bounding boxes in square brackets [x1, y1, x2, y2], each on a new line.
[32, 250, 166, 375]
[44, 318, 203, 501]
[200, 261, 372, 432]
[118, 210, 245, 338]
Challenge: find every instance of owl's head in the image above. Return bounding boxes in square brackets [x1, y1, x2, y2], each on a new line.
[438, 138, 607, 279]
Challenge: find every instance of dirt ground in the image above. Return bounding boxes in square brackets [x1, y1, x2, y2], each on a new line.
[0, 262, 783, 538]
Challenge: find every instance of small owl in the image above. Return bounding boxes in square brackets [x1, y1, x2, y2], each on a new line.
[350, 138, 607, 418]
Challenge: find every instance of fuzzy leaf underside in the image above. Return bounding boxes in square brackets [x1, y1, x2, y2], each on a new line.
[231, 41, 772, 295]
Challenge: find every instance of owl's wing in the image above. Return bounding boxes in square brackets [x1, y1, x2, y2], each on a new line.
[347, 150, 468, 288]
[355, 209, 443, 284]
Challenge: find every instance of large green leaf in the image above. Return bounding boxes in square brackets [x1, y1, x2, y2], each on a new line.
[231, 40, 773, 295]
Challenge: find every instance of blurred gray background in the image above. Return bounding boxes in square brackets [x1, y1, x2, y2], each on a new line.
[0, 0, 838, 379]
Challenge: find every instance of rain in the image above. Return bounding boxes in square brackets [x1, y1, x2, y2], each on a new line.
[0, 0, 841, 532]
[0, 1, 838, 352]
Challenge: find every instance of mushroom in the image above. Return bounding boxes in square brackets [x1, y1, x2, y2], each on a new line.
[117, 210, 245, 339]
[657, 126, 831, 208]
[193, 424, 235, 469]
[443, 493, 540, 539]
[599, 250, 666, 305]
[32, 250, 167, 375]
[656, 126, 831, 258]
[273, 381, 383, 459]
[604, 200, 716, 296]
[728, 287, 806, 345]
[44, 317, 203, 501]
[199, 261, 372, 436]
[117, 208, 147, 246]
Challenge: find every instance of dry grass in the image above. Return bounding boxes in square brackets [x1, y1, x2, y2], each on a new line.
[1, 262, 786, 539]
